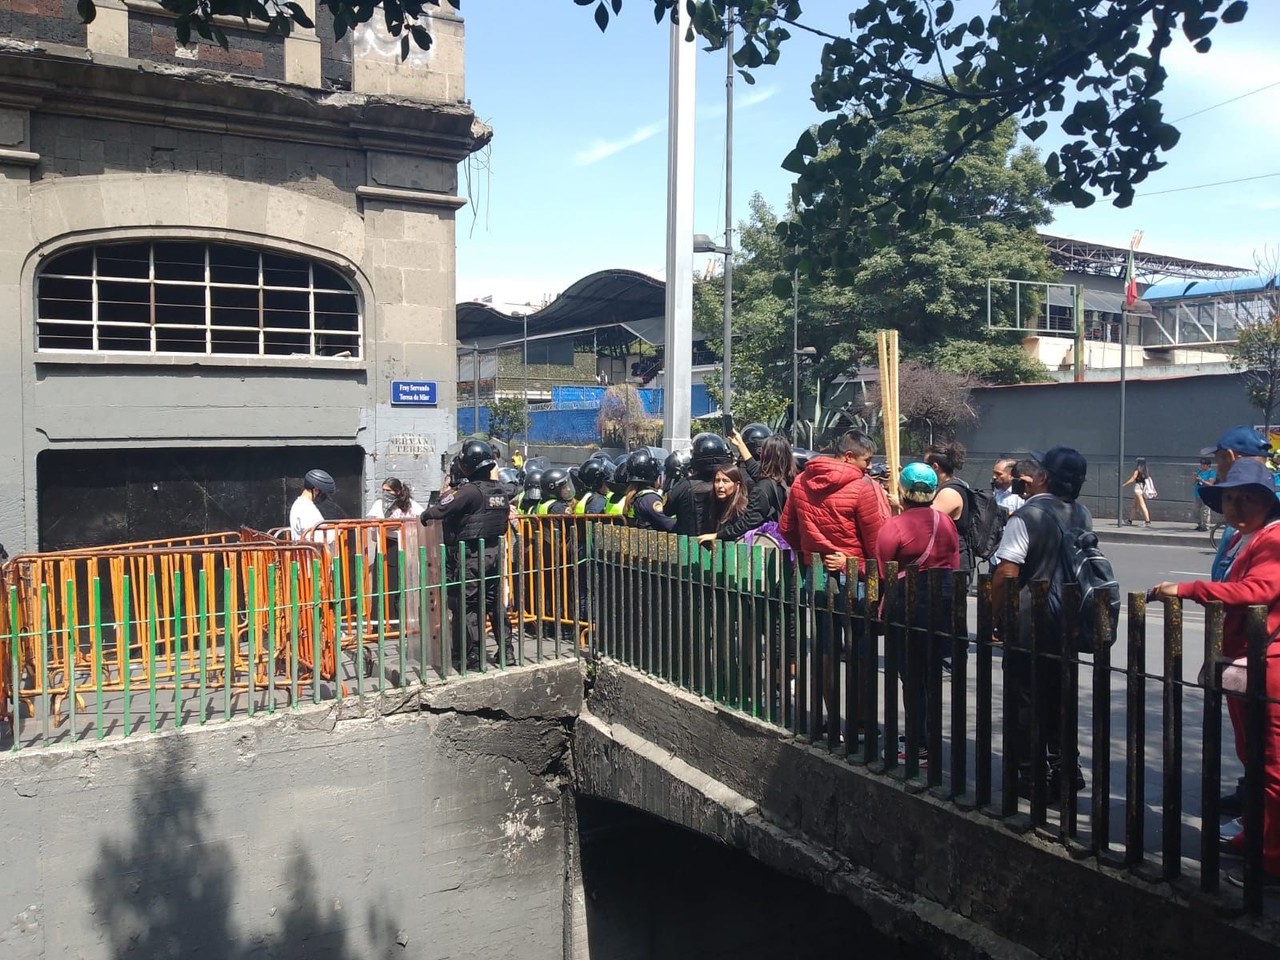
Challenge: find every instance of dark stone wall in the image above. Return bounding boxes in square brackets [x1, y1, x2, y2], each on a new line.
[0, 0, 87, 45]
[128, 11, 285, 80]
[315, 14, 352, 91]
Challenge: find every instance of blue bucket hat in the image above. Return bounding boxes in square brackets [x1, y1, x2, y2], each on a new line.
[1198, 458, 1277, 513]
[1200, 425, 1269, 459]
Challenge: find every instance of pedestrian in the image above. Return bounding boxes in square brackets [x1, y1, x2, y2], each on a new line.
[876, 462, 960, 764]
[1148, 458, 1280, 889]
[419, 440, 513, 670]
[990, 447, 1092, 802]
[365, 478, 424, 622]
[1194, 457, 1216, 532]
[779, 429, 890, 737]
[1122, 457, 1152, 526]
[991, 457, 1024, 516]
[290, 468, 336, 541]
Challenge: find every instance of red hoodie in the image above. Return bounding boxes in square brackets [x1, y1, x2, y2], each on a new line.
[779, 456, 889, 569]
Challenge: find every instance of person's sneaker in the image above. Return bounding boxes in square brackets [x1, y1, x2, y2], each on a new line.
[1220, 817, 1245, 845]
[1224, 866, 1280, 891]
[1221, 830, 1248, 859]
[896, 735, 928, 765]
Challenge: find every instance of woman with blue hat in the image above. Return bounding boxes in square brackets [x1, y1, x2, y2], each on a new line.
[1150, 458, 1280, 889]
[876, 462, 961, 764]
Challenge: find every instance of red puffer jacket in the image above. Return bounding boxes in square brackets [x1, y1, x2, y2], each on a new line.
[779, 456, 889, 569]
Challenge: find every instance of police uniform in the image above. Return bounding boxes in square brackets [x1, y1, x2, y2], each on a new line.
[422, 478, 511, 668]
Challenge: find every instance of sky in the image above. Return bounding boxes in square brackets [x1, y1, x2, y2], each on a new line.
[454, 2, 1280, 311]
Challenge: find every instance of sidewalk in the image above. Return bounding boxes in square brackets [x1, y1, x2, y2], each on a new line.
[1092, 519, 1215, 549]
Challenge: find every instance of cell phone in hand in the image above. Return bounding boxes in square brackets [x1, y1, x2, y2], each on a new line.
[722, 413, 735, 437]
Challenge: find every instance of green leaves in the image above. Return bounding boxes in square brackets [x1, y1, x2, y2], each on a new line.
[76, 0, 96, 25]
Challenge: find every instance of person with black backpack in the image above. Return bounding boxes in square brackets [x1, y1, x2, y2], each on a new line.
[928, 442, 1005, 592]
[990, 447, 1110, 804]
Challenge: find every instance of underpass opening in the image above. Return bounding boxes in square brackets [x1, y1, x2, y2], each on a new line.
[575, 797, 922, 960]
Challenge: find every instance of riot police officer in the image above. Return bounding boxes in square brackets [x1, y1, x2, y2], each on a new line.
[621, 448, 674, 531]
[730, 423, 772, 482]
[420, 439, 513, 670]
[537, 468, 577, 516]
[662, 448, 691, 494]
[575, 456, 614, 514]
[516, 468, 544, 514]
[664, 433, 731, 535]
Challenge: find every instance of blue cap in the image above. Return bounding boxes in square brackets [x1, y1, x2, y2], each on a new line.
[1199, 458, 1277, 513]
[899, 462, 938, 503]
[1200, 425, 1269, 458]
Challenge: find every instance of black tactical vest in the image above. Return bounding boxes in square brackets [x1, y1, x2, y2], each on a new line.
[451, 480, 510, 547]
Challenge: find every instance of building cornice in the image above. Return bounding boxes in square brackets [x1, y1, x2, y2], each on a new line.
[0, 41, 493, 160]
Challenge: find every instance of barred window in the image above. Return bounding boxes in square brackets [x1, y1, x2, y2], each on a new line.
[37, 241, 362, 359]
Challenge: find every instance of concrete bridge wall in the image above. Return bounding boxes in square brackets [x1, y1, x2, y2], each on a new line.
[575, 661, 1280, 960]
[0, 663, 581, 960]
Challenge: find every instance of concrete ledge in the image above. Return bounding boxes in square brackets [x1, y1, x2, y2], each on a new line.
[356, 184, 468, 210]
[582, 660, 1280, 960]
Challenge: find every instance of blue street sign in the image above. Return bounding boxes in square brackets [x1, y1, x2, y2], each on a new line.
[390, 380, 438, 406]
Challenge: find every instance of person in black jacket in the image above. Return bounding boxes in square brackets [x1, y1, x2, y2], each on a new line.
[705, 435, 795, 542]
[421, 440, 513, 670]
[665, 433, 730, 536]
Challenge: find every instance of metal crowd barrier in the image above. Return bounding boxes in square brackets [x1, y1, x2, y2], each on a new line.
[589, 523, 1276, 916]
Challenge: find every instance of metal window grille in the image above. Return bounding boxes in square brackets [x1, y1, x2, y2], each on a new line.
[36, 241, 362, 359]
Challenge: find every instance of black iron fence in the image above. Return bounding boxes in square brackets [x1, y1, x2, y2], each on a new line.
[588, 525, 1275, 915]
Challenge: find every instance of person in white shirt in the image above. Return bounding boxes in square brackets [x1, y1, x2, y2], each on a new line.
[991, 457, 1024, 516]
[366, 477, 425, 622]
[290, 469, 336, 541]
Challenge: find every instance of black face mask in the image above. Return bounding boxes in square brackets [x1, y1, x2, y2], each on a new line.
[1011, 476, 1028, 497]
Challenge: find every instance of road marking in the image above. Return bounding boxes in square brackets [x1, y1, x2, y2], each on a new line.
[1169, 571, 1208, 577]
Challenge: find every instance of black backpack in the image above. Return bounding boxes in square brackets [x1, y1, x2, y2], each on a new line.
[945, 480, 1006, 562]
[1033, 503, 1121, 654]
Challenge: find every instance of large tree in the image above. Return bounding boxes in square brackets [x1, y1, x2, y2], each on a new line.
[82, 1, 1246, 235]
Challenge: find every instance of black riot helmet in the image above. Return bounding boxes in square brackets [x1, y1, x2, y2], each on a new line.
[689, 432, 732, 479]
[542, 467, 574, 500]
[579, 457, 614, 491]
[497, 467, 519, 485]
[610, 458, 631, 491]
[523, 467, 545, 499]
[792, 447, 817, 473]
[663, 449, 691, 490]
[625, 448, 661, 486]
[457, 439, 497, 478]
[739, 423, 773, 458]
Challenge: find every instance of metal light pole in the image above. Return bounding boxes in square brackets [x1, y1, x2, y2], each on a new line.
[791, 264, 799, 442]
[471, 343, 480, 433]
[522, 313, 529, 459]
[1116, 311, 1128, 527]
[720, 11, 734, 416]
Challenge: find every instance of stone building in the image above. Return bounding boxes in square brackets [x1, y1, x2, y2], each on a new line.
[0, 1, 488, 551]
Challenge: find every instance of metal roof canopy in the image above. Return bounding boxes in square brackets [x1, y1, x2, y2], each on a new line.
[457, 268, 668, 344]
[1040, 232, 1251, 282]
[1141, 273, 1278, 302]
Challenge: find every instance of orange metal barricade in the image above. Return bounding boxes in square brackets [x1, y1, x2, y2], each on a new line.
[5, 540, 327, 727]
[508, 514, 620, 646]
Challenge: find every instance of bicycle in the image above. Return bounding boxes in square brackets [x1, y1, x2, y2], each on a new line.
[1209, 521, 1226, 548]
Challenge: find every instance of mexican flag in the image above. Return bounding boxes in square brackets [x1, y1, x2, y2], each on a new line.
[1124, 245, 1138, 308]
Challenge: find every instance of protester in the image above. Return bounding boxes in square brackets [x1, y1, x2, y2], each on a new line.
[925, 442, 974, 575]
[1122, 457, 1153, 526]
[699, 464, 750, 544]
[365, 477, 425, 621]
[779, 429, 890, 735]
[991, 448, 1092, 802]
[992, 457, 1024, 516]
[876, 462, 960, 763]
[420, 440, 512, 670]
[1148, 458, 1280, 888]
[1194, 457, 1216, 532]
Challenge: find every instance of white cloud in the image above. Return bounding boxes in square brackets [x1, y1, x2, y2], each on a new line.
[704, 84, 780, 118]
[573, 122, 664, 166]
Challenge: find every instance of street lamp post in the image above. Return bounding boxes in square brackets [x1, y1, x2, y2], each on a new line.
[793, 345, 816, 445]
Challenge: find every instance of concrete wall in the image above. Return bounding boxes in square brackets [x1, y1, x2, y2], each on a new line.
[0, 663, 582, 960]
[954, 372, 1259, 521]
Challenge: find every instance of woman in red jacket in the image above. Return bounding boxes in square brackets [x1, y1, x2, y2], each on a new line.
[1150, 458, 1280, 888]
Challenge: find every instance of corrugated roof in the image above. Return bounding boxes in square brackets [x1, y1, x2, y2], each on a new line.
[1143, 274, 1277, 302]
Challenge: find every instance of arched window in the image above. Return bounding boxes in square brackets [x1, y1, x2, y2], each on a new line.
[37, 241, 362, 359]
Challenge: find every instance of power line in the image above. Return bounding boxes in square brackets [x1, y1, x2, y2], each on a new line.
[1136, 171, 1280, 199]
[1168, 79, 1280, 123]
